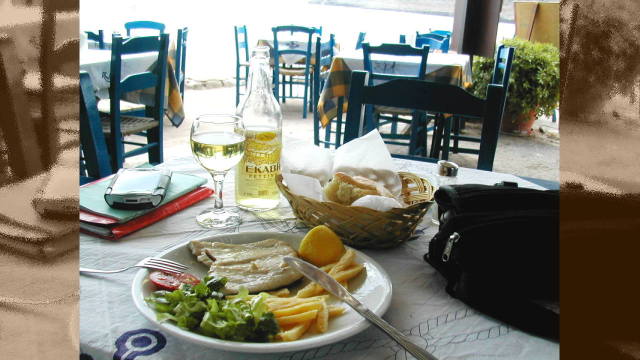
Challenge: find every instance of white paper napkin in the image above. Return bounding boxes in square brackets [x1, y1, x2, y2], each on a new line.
[281, 143, 333, 185]
[281, 130, 404, 210]
[351, 195, 404, 212]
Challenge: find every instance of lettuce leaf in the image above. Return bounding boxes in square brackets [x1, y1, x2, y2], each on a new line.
[145, 278, 279, 342]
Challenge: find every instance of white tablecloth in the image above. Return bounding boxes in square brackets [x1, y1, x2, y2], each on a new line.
[79, 49, 158, 99]
[79, 156, 558, 360]
[338, 49, 473, 86]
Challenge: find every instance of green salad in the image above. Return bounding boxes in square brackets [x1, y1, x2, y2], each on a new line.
[145, 276, 280, 342]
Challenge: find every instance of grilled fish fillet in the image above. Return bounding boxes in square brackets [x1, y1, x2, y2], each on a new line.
[189, 238, 303, 294]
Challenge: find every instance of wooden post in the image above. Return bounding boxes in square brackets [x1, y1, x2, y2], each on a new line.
[451, 0, 503, 58]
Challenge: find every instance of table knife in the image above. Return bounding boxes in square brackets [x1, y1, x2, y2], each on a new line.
[283, 256, 439, 360]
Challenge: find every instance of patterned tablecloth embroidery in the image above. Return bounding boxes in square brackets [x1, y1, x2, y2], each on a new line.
[79, 156, 558, 360]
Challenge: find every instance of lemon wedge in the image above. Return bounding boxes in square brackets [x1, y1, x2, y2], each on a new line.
[298, 225, 345, 266]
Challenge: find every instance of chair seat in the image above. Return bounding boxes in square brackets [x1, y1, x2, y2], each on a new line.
[97, 99, 146, 113]
[374, 105, 415, 115]
[279, 66, 313, 77]
[100, 114, 160, 136]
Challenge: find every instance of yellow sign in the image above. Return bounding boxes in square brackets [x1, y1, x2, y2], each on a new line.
[514, 1, 560, 48]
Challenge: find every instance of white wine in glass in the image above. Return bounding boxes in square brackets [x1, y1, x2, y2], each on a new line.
[190, 114, 245, 228]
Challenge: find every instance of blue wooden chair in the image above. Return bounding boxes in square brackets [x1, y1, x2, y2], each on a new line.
[444, 45, 515, 158]
[234, 25, 250, 106]
[125, 21, 165, 35]
[80, 71, 112, 184]
[85, 30, 105, 49]
[272, 25, 315, 118]
[344, 71, 505, 171]
[174, 27, 188, 101]
[355, 32, 366, 50]
[313, 35, 343, 148]
[429, 30, 452, 38]
[102, 33, 169, 171]
[415, 32, 449, 53]
[362, 42, 430, 155]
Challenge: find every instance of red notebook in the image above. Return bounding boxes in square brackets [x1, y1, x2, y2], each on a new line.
[80, 186, 213, 240]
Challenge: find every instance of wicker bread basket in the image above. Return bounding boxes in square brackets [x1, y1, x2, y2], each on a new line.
[276, 172, 436, 249]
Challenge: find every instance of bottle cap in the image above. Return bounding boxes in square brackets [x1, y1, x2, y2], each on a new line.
[437, 160, 459, 177]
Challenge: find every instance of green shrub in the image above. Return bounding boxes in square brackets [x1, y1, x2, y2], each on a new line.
[471, 38, 560, 122]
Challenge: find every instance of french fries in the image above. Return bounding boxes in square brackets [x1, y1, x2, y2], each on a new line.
[265, 295, 346, 341]
[276, 309, 319, 326]
[296, 248, 364, 298]
[266, 247, 365, 341]
[268, 288, 290, 297]
[315, 298, 329, 333]
[276, 321, 312, 342]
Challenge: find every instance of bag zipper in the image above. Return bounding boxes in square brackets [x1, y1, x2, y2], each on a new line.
[435, 210, 556, 266]
[441, 232, 460, 262]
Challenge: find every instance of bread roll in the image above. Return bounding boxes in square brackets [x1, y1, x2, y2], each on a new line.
[324, 172, 393, 205]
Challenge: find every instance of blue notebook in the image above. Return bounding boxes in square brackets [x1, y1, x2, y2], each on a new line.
[80, 172, 207, 223]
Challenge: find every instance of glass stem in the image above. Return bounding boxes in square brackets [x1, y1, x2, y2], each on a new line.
[211, 172, 226, 210]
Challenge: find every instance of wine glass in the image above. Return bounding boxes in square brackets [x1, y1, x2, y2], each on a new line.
[190, 114, 245, 228]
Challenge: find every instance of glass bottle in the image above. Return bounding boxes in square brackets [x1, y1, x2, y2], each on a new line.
[234, 46, 283, 211]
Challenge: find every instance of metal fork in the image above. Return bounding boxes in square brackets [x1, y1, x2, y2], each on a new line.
[80, 257, 188, 275]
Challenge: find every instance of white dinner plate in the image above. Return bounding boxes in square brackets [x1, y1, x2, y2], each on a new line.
[131, 232, 393, 353]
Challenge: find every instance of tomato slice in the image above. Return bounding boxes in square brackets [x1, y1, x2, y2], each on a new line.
[177, 273, 201, 286]
[149, 271, 200, 291]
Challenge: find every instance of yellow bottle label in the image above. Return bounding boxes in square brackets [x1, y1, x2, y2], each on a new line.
[235, 129, 282, 210]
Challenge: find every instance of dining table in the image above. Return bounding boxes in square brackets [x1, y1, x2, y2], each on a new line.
[317, 50, 472, 127]
[79, 143, 559, 360]
[79, 46, 185, 127]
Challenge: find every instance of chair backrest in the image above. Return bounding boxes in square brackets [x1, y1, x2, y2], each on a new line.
[272, 25, 315, 74]
[234, 25, 250, 65]
[492, 45, 515, 88]
[79, 71, 112, 183]
[429, 30, 452, 38]
[314, 26, 323, 36]
[125, 21, 165, 36]
[362, 42, 429, 85]
[355, 32, 366, 50]
[85, 30, 105, 49]
[345, 70, 505, 171]
[491, 45, 515, 117]
[174, 27, 188, 99]
[109, 33, 169, 169]
[313, 34, 341, 148]
[415, 32, 449, 53]
[0, 35, 44, 180]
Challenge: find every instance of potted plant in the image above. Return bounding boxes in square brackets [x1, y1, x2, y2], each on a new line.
[471, 38, 560, 134]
